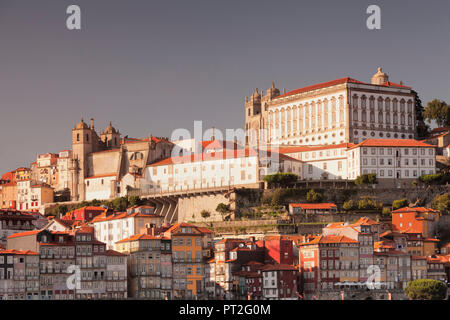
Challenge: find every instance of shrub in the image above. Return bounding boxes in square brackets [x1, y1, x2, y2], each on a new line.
[382, 207, 391, 216]
[264, 172, 298, 188]
[419, 173, 443, 184]
[357, 197, 383, 210]
[306, 189, 324, 203]
[404, 279, 447, 300]
[355, 173, 378, 186]
[392, 198, 409, 210]
[432, 193, 450, 215]
[200, 210, 211, 220]
[216, 203, 231, 214]
[343, 200, 357, 211]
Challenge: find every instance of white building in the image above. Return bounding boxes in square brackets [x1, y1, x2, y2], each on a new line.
[142, 148, 302, 193]
[245, 68, 417, 146]
[347, 139, 436, 185]
[91, 209, 163, 250]
[85, 174, 118, 201]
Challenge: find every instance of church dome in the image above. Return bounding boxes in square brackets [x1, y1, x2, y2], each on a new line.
[371, 67, 389, 85]
[103, 121, 117, 134]
[76, 119, 88, 129]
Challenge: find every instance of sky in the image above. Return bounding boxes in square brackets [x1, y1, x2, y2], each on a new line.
[0, 0, 449, 174]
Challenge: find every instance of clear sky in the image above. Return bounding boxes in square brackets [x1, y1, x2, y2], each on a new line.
[0, 0, 449, 174]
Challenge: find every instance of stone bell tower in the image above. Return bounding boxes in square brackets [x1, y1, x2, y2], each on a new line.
[371, 67, 389, 85]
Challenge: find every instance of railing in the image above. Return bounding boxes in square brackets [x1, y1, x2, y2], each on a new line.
[128, 184, 235, 198]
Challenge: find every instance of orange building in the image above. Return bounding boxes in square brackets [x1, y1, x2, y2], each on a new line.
[163, 223, 213, 299]
[391, 207, 440, 238]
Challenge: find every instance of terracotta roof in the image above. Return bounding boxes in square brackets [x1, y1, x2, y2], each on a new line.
[261, 264, 298, 271]
[348, 139, 435, 149]
[106, 249, 128, 257]
[275, 77, 365, 99]
[91, 211, 161, 223]
[116, 234, 163, 244]
[392, 207, 439, 214]
[148, 148, 299, 167]
[300, 235, 358, 246]
[289, 203, 337, 210]
[7, 230, 41, 239]
[85, 173, 117, 180]
[278, 143, 354, 155]
[0, 249, 39, 255]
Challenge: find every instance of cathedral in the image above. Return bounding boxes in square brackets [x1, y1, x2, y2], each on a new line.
[69, 119, 173, 202]
[245, 68, 417, 146]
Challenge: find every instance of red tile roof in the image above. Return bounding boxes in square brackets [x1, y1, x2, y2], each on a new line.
[348, 139, 435, 149]
[7, 230, 41, 239]
[289, 203, 337, 210]
[0, 249, 39, 255]
[300, 235, 358, 246]
[85, 173, 117, 180]
[116, 234, 163, 244]
[274, 77, 411, 100]
[261, 264, 298, 271]
[275, 77, 365, 99]
[392, 207, 440, 214]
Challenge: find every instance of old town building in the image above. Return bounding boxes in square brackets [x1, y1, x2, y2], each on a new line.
[246, 68, 417, 147]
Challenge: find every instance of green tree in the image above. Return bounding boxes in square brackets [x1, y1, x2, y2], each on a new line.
[306, 189, 324, 203]
[424, 99, 450, 127]
[382, 207, 391, 216]
[354, 174, 377, 186]
[263, 172, 298, 188]
[343, 199, 357, 211]
[392, 198, 409, 210]
[404, 279, 447, 300]
[216, 203, 231, 215]
[200, 210, 211, 220]
[128, 195, 142, 207]
[432, 193, 450, 215]
[412, 90, 430, 138]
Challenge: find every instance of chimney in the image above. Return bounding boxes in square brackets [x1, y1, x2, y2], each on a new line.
[90, 118, 94, 130]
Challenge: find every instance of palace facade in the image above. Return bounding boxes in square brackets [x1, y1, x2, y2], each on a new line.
[245, 68, 417, 146]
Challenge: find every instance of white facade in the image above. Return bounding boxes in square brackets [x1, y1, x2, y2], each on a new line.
[143, 151, 302, 193]
[85, 175, 117, 201]
[347, 141, 436, 181]
[262, 270, 278, 299]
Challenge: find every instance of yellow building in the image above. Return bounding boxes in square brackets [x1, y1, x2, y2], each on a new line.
[164, 223, 213, 299]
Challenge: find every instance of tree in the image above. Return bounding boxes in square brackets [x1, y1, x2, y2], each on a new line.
[128, 195, 142, 207]
[343, 199, 357, 211]
[263, 172, 298, 188]
[404, 279, 447, 300]
[354, 174, 377, 186]
[306, 189, 324, 203]
[382, 207, 391, 216]
[432, 193, 450, 215]
[200, 210, 211, 220]
[392, 198, 409, 210]
[216, 203, 231, 215]
[412, 90, 430, 138]
[424, 99, 450, 127]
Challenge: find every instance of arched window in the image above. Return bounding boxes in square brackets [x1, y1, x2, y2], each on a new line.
[378, 112, 383, 123]
[393, 99, 398, 112]
[339, 96, 344, 123]
[400, 114, 405, 125]
[305, 104, 310, 129]
[353, 109, 358, 122]
[311, 102, 316, 128]
[407, 100, 413, 113]
[280, 108, 286, 136]
[400, 99, 406, 113]
[286, 107, 292, 134]
[385, 98, 390, 112]
[361, 110, 367, 122]
[86, 134, 89, 142]
[298, 105, 303, 131]
[352, 95, 358, 108]
[369, 96, 375, 110]
[323, 100, 328, 127]
[361, 95, 367, 109]
[408, 115, 412, 126]
[292, 106, 298, 132]
[370, 111, 375, 123]
[377, 97, 383, 111]
[331, 98, 337, 124]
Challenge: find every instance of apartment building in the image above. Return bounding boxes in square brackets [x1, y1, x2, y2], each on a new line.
[0, 249, 39, 300]
[116, 233, 172, 299]
[261, 264, 299, 300]
[0, 209, 36, 247]
[163, 223, 213, 299]
[299, 235, 359, 298]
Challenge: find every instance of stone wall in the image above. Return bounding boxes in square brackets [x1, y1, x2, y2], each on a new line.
[177, 192, 235, 222]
